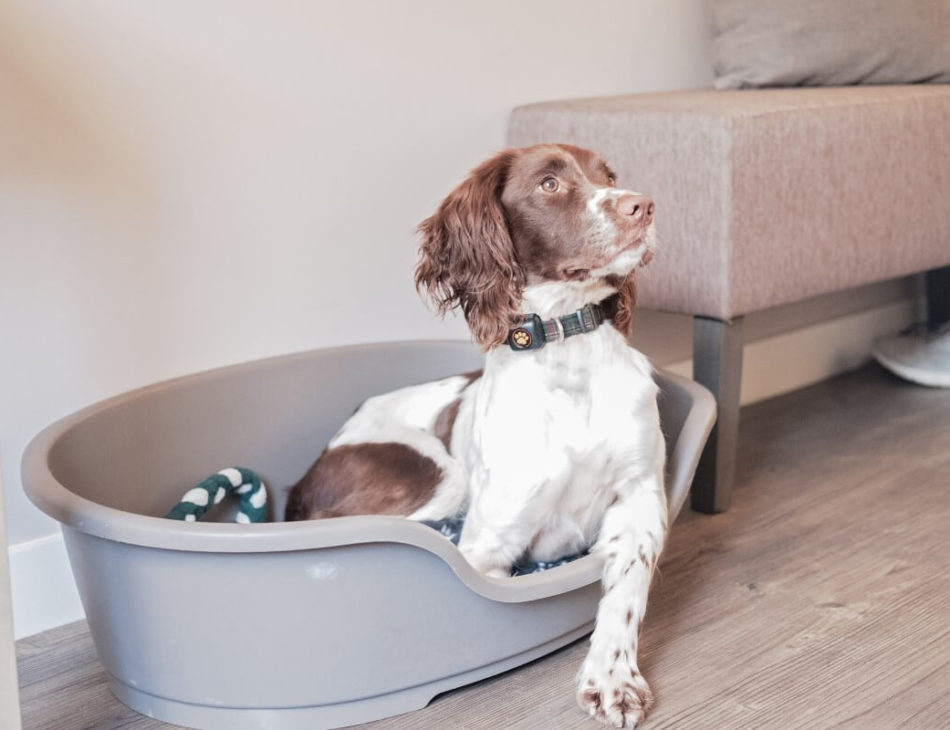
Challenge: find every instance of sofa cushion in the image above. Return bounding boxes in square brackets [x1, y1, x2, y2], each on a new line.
[508, 86, 950, 319]
[710, 0, 950, 89]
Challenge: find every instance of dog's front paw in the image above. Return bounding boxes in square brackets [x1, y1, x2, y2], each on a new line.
[459, 544, 512, 578]
[577, 657, 653, 729]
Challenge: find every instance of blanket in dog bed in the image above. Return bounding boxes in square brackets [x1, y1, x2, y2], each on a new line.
[420, 515, 588, 576]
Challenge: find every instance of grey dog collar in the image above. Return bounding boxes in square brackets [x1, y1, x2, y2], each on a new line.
[507, 300, 611, 352]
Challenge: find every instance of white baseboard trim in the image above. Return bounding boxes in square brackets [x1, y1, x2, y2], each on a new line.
[663, 299, 913, 406]
[9, 533, 83, 640]
[6, 299, 913, 640]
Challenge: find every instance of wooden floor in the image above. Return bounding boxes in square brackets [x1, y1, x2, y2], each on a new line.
[17, 364, 950, 730]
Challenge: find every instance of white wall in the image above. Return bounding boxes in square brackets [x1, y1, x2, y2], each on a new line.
[0, 0, 716, 635]
[0, 0, 714, 551]
[0, 471, 22, 729]
[0, 1, 912, 638]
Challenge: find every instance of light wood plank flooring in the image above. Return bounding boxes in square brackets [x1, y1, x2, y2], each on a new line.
[17, 364, 950, 729]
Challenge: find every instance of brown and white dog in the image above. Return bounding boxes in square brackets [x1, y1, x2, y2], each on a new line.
[286, 144, 666, 728]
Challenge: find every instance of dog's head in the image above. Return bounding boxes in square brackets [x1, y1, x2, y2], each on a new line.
[416, 144, 655, 349]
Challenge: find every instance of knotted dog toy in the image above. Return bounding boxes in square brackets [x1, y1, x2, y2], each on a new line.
[165, 467, 267, 523]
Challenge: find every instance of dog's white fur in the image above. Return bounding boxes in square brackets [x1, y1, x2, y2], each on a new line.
[308, 142, 668, 727]
[326, 206, 665, 728]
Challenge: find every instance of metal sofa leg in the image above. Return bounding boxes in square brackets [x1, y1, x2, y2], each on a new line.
[925, 265, 950, 331]
[691, 315, 744, 514]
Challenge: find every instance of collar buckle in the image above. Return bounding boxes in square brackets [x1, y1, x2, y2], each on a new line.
[579, 303, 602, 332]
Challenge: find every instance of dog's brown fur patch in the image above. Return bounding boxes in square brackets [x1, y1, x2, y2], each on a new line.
[284, 442, 442, 521]
[432, 370, 481, 451]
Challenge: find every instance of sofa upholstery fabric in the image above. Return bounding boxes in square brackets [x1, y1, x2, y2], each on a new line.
[508, 86, 950, 319]
[710, 0, 950, 90]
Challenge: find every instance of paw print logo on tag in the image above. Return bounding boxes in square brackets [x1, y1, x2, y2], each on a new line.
[511, 329, 532, 348]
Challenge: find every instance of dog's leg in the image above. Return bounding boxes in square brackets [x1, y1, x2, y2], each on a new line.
[577, 454, 667, 729]
[456, 508, 538, 578]
[406, 454, 468, 522]
[454, 470, 562, 578]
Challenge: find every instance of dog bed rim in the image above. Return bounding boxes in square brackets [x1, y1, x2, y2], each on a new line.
[22, 340, 715, 605]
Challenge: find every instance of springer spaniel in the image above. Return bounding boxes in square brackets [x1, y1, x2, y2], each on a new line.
[286, 144, 666, 728]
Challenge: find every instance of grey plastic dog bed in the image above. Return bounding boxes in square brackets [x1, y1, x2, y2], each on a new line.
[22, 340, 716, 730]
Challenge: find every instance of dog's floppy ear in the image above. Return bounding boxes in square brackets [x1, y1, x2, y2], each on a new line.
[606, 273, 637, 339]
[415, 150, 525, 350]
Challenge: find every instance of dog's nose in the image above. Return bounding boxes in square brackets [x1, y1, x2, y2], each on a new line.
[617, 194, 655, 223]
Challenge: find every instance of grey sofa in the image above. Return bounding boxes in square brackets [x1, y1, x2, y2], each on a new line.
[508, 85, 950, 512]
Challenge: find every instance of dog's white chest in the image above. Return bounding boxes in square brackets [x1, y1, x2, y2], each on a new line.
[458, 330, 661, 558]
[475, 329, 657, 450]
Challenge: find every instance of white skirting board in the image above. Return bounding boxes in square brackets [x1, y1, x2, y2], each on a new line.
[1, 473, 23, 729]
[9, 534, 83, 640]
[7, 298, 914, 640]
[662, 299, 914, 406]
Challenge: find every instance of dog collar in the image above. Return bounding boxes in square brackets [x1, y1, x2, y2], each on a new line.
[507, 299, 614, 352]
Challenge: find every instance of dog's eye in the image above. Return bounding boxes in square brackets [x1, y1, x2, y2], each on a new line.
[607, 173, 617, 186]
[541, 177, 559, 193]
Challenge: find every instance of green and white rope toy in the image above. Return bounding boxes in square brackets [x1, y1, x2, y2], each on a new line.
[165, 467, 268, 524]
